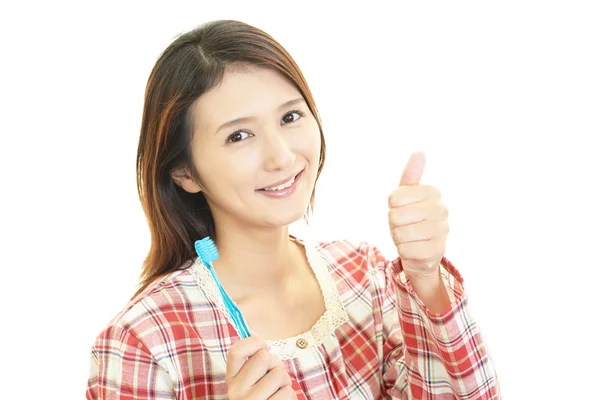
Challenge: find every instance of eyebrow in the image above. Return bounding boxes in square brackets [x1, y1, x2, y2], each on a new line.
[215, 97, 305, 134]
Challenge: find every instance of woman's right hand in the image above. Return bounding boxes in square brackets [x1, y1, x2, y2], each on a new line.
[225, 335, 296, 399]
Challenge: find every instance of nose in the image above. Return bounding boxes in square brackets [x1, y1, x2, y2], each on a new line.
[262, 128, 295, 172]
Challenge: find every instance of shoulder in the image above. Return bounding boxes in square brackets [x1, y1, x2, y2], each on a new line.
[313, 238, 392, 271]
[93, 263, 205, 348]
[305, 237, 396, 288]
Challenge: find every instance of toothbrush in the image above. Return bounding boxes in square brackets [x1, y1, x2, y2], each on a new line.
[195, 237, 251, 339]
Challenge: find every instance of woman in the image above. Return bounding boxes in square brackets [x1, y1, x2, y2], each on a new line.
[87, 20, 500, 399]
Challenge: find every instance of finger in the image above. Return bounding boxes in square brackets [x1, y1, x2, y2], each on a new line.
[395, 239, 446, 262]
[399, 152, 426, 186]
[388, 185, 440, 208]
[390, 220, 448, 244]
[226, 336, 270, 382]
[249, 367, 292, 400]
[235, 350, 285, 391]
[268, 385, 297, 400]
[388, 201, 448, 227]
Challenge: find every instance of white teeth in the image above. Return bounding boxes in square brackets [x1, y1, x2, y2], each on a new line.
[263, 176, 295, 191]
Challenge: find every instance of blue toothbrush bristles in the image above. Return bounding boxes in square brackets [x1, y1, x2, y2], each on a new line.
[195, 237, 220, 265]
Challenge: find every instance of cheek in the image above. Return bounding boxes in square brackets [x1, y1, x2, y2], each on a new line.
[298, 122, 322, 162]
[197, 150, 261, 196]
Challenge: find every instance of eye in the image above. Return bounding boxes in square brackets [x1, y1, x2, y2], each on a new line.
[282, 110, 304, 124]
[227, 130, 252, 143]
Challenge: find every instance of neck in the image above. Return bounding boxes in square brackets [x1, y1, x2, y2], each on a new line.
[212, 223, 294, 297]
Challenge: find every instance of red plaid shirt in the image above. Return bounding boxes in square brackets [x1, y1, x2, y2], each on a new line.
[87, 237, 500, 399]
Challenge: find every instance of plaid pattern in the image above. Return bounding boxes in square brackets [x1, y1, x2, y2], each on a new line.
[87, 238, 500, 399]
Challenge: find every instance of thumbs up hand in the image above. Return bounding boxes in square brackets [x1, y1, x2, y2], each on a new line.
[388, 152, 449, 281]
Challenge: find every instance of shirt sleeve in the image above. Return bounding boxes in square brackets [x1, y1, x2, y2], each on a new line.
[369, 246, 501, 399]
[86, 324, 175, 400]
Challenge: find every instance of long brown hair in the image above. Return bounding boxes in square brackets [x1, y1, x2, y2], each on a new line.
[135, 20, 326, 296]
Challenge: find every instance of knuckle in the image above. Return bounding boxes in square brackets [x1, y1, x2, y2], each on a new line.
[388, 192, 396, 207]
[442, 221, 450, 234]
[437, 240, 447, 254]
[227, 346, 241, 361]
[272, 366, 289, 382]
[389, 187, 406, 206]
[391, 226, 403, 243]
[429, 185, 441, 198]
[396, 243, 411, 260]
[280, 385, 296, 397]
[227, 386, 242, 400]
[256, 349, 271, 364]
[388, 209, 399, 225]
[283, 370, 293, 386]
[273, 356, 286, 369]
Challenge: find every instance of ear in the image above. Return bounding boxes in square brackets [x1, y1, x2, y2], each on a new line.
[171, 167, 203, 194]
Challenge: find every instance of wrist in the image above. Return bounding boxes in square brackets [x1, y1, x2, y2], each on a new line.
[405, 266, 451, 314]
[404, 266, 443, 284]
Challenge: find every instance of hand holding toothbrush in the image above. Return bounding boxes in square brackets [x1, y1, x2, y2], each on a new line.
[196, 239, 295, 398]
[225, 336, 295, 399]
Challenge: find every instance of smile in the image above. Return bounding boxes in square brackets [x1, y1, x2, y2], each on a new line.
[257, 169, 304, 198]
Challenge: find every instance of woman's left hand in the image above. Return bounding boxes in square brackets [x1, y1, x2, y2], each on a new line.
[388, 152, 449, 281]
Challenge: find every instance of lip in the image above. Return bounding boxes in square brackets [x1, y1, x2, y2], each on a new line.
[257, 169, 304, 198]
[259, 170, 303, 191]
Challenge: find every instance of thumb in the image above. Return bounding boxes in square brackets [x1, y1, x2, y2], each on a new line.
[399, 152, 426, 186]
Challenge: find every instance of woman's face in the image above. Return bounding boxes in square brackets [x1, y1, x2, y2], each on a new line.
[175, 66, 321, 231]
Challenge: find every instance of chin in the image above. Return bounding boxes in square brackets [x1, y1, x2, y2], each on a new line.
[268, 207, 307, 227]
[258, 197, 309, 226]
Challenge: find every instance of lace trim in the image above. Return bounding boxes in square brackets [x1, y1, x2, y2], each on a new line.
[189, 237, 349, 360]
[189, 257, 233, 327]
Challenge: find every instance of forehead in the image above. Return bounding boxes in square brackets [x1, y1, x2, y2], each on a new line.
[192, 66, 302, 133]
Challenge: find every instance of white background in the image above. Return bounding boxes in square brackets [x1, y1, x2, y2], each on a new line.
[1, 1, 599, 399]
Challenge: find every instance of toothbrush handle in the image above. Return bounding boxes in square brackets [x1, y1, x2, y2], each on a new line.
[222, 293, 251, 338]
[207, 267, 251, 338]
[230, 306, 251, 338]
